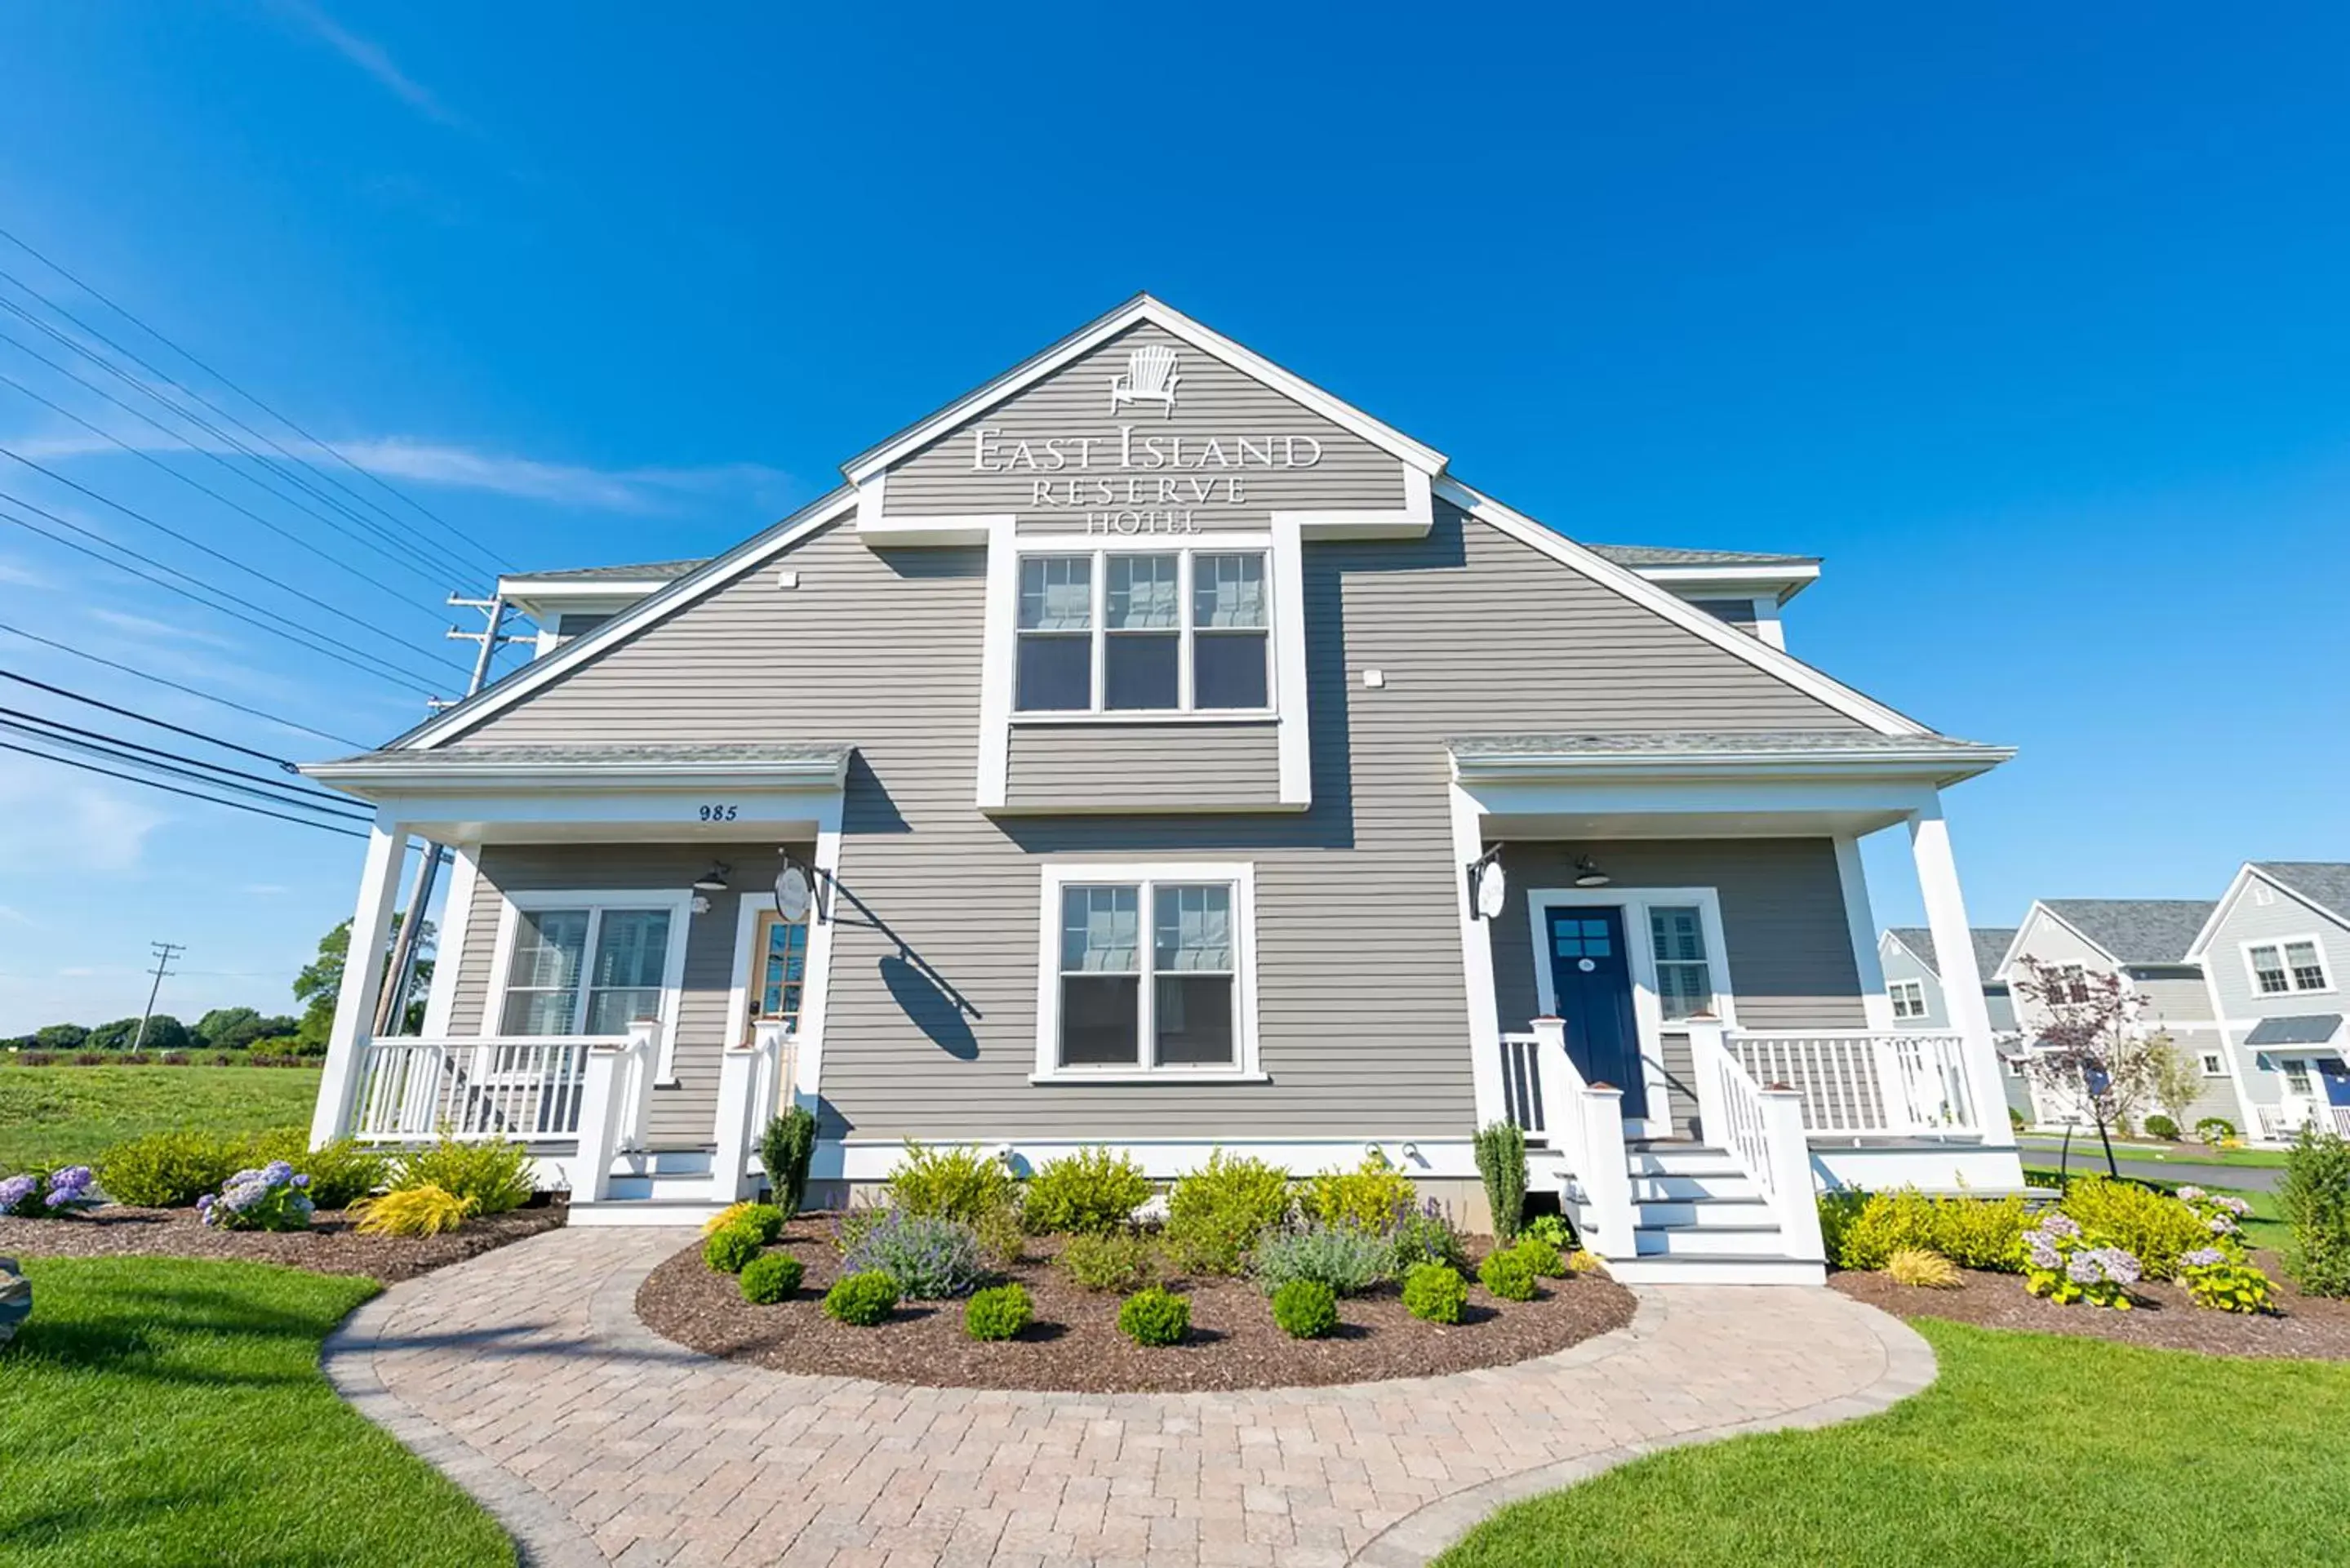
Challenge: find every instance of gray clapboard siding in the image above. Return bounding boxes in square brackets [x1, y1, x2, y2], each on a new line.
[447, 843, 808, 1148]
[438, 495, 1872, 1144]
[2201, 881, 2349, 1109]
[1004, 720, 1281, 811]
[881, 322, 1406, 532]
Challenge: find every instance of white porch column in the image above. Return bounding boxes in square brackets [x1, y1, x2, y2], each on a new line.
[309, 815, 406, 1148]
[1907, 796, 2008, 1140]
[1450, 784, 1507, 1132]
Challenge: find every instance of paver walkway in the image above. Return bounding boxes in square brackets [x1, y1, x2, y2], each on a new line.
[325, 1227, 1934, 1567]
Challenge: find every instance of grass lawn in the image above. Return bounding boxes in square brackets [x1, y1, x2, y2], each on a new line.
[0, 1065, 320, 1169]
[2019, 1135, 2292, 1170]
[1436, 1318, 2350, 1566]
[0, 1257, 513, 1567]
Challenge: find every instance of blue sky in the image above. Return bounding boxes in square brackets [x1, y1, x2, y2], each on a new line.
[0, 4, 2344, 1030]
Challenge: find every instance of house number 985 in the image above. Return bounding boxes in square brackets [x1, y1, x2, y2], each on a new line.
[698, 804, 739, 822]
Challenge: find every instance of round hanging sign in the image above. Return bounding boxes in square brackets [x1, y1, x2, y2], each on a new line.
[1474, 858, 1508, 920]
[774, 863, 812, 924]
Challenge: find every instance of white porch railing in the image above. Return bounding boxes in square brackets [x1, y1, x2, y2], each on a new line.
[1727, 1029, 1979, 1138]
[1690, 1021, 1827, 1261]
[349, 1037, 607, 1141]
[1496, 1031, 1552, 1143]
[1499, 1019, 1637, 1258]
[2258, 1102, 2350, 1142]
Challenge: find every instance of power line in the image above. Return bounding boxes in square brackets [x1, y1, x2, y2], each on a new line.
[0, 699, 366, 812]
[0, 664, 320, 772]
[0, 620, 366, 748]
[0, 712, 372, 819]
[0, 295, 482, 586]
[0, 491, 449, 695]
[0, 333, 459, 602]
[0, 230, 508, 578]
[0, 740, 369, 839]
[0, 443, 470, 678]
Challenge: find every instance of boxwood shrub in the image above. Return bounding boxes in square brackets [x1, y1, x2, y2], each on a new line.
[704, 1223, 764, 1275]
[1402, 1262, 1469, 1323]
[739, 1251, 804, 1304]
[1270, 1277, 1339, 1339]
[963, 1282, 1033, 1341]
[823, 1269, 900, 1326]
[1478, 1248, 1538, 1302]
[1117, 1286, 1190, 1347]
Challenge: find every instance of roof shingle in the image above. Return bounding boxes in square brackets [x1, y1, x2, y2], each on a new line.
[2040, 899, 2218, 966]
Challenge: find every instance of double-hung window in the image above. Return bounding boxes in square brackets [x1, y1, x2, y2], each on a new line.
[496, 902, 679, 1036]
[1647, 906, 1716, 1021]
[1042, 865, 1255, 1076]
[2248, 938, 2331, 996]
[1014, 549, 1269, 714]
[1889, 978, 1929, 1021]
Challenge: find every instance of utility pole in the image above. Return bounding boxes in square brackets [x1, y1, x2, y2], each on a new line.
[131, 939, 184, 1051]
[375, 594, 528, 1036]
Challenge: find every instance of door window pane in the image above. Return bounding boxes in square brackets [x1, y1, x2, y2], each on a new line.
[1059, 886, 1140, 1066]
[756, 915, 809, 1026]
[1553, 917, 1613, 957]
[583, 910, 671, 1034]
[500, 909, 588, 1034]
[1649, 906, 1714, 1021]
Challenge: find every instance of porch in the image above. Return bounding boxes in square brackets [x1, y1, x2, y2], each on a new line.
[1450, 730, 2023, 1282]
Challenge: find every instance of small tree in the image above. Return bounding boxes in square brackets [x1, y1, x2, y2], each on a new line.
[2143, 1037, 2202, 1139]
[193, 1006, 267, 1051]
[1473, 1121, 1529, 1242]
[2011, 958, 2161, 1178]
[294, 915, 434, 1047]
[33, 1023, 88, 1051]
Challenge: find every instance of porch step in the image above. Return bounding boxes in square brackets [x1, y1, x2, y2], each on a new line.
[1632, 1196, 1778, 1229]
[1633, 1222, 1789, 1258]
[1606, 1255, 1828, 1286]
[1628, 1171, 1762, 1202]
[566, 1197, 736, 1229]
[1624, 1143, 1745, 1179]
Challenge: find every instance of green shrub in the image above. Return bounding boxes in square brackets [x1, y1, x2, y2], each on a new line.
[964, 1283, 1033, 1341]
[1473, 1122, 1529, 1243]
[2279, 1128, 2350, 1297]
[1511, 1236, 1567, 1278]
[727, 1202, 787, 1245]
[822, 1269, 900, 1326]
[1479, 1248, 1538, 1302]
[352, 1185, 472, 1237]
[1250, 1221, 1392, 1296]
[1389, 1201, 1470, 1273]
[2195, 1117, 2239, 1144]
[287, 1138, 392, 1210]
[704, 1223, 764, 1274]
[1117, 1286, 1190, 1347]
[973, 1204, 1027, 1266]
[1402, 1261, 1469, 1324]
[1271, 1277, 1339, 1339]
[1058, 1230, 1161, 1293]
[739, 1251, 804, 1304]
[2061, 1176, 2210, 1281]
[2179, 1252, 2273, 1313]
[759, 1105, 819, 1218]
[1164, 1151, 1292, 1274]
[96, 1129, 242, 1207]
[841, 1210, 985, 1299]
[2143, 1114, 2180, 1142]
[1522, 1213, 1575, 1250]
[1825, 1188, 2031, 1273]
[1302, 1148, 1415, 1233]
[1023, 1147, 1153, 1236]
[883, 1141, 1020, 1226]
[392, 1137, 535, 1216]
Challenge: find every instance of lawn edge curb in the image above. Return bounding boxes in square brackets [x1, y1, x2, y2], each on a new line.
[1349, 1286, 1939, 1567]
[324, 1266, 613, 1568]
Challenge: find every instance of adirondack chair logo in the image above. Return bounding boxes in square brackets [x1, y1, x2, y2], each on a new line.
[1108, 344, 1182, 418]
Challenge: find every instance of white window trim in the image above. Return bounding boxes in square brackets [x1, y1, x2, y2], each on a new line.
[1888, 978, 1929, 1021]
[1031, 860, 1263, 1084]
[2241, 932, 2334, 997]
[1525, 886, 1739, 1133]
[2199, 1050, 2228, 1078]
[481, 889, 695, 1075]
[1011, 537, 1276, 722]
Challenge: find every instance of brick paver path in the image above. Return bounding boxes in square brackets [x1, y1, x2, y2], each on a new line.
[325, 1227, 1934, 1567]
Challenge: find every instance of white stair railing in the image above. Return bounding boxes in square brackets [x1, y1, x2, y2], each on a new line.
[1687, 1019, 1824, 1262]
[709, 1020, 788, 1204]
[568, 1019, 658, 1204]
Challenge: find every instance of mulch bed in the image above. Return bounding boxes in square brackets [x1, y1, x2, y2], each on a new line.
[1832, 1250, 2350, 1360]
[637, 1218, 1638, 1393]
[0, 1199, 566, 1283]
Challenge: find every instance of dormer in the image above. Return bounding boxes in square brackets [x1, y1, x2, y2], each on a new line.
[1586, 545, 1820, 650]
[500, 561, 704, 656]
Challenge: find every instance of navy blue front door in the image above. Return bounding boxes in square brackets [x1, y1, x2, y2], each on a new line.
[1545, 906, 1646, 1118]
[2320, 1059, 2350, 1108]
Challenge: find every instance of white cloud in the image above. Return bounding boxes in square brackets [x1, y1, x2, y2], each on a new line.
[0, 904, 33, 926]
[0, 755, 165, 873]
[0, 555, 51, 588]
[86, 607, 241, 649]
[268, 0, 464, 128]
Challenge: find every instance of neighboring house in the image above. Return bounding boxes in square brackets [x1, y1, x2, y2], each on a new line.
[299, 294, 2023, 1284]
[1879, 926, 2027, 1121]
[2186, 863, 2350, 1144]
[1992, 899, 2236, 1133]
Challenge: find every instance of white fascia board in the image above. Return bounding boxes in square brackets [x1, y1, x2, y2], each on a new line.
[393, 489, 861, 751]
[1992, 902, 2122, 984]
[1879, 928, 1940, 980]
[1446, 747, 2014, 787]
[302, 757, 851, 795]
[1275, 465, 1433, 540]
[1631, 562, 1822, 604]
[1436, 477, 1930, 738]
[840, 295, 1448, 485]
[497, 578, 682, 602]
[2183, 864, 2261, 963]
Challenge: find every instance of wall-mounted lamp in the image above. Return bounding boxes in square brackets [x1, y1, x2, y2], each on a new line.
[693, 863, 732, 893]
[1572, 855, 1611, 889]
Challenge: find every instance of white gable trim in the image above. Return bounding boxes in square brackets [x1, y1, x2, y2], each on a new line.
[2186, 863, 2350, 962]
[1436, 478, 1927, 738]
[1992, 901, 2123, 983]
[1879, 927, 1940, 980]
[396, 489, 862, 751]
[840, 295, 1448, 485]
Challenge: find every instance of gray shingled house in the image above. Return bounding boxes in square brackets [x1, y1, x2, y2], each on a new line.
[2186, 863, 2350, 1143]
[300, 296, 2023, 1282]
[1877, 926, 2028, 1122]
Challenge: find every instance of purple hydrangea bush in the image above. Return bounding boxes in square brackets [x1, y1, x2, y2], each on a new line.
[2023, 1212, 2142, 1309]
[198, 1160, 315, 1233]
[0, 1166, 98, 1219]
[2178, 1243, 2277, 1313]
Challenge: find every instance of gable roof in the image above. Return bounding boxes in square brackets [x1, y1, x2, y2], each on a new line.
[2033, 899, 2217, 966]
[1584, 544, 1818, 568]
[390, 300, 1972, 752]
[2255, 863, 2350, 926]
[1885, 926, 2018, 980]
[504, 558, 706, 585]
